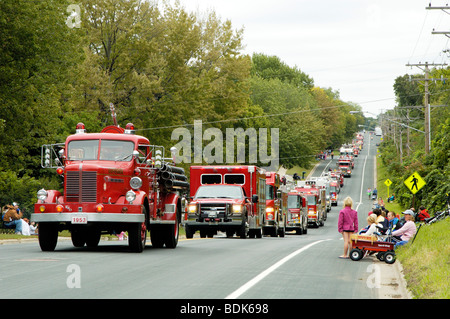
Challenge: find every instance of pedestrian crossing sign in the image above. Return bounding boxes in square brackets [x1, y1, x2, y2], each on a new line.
[384, 179, 392, 187]
[404, 172, 426, 194]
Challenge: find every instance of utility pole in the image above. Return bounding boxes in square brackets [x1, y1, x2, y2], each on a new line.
[404, 62, 447, 154]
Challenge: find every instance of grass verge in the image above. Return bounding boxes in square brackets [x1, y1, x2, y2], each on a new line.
[377, 151, 450, 299]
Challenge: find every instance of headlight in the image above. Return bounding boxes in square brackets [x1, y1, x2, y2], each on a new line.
[126, 190, 136, 203]
[37, 189, 48, 202]
[129, 177, 142, 190]
[188, 204, 197, 213]
[232, 204, 242, 214]
[266, 207, 274, 213]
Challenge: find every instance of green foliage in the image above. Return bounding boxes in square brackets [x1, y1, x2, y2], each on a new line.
[381, 70, 450, 213]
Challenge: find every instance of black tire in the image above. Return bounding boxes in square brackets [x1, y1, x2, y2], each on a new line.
[350, 248, 363, 261]
[86, 228, 101, 248]
[71, 227, 86, 248]
[38, 223, 58, 251]
[384, 252, 396, 264]
[239, 222, 247, 239]
[164, 211, 179, 248]
[150, 226, 164, 248]
[129, 207, 147, 252]
[185, 224, 194, 239]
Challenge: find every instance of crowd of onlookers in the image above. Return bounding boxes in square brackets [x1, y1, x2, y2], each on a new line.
[337, 194, 431, 258]
[1, 203, 38, 236]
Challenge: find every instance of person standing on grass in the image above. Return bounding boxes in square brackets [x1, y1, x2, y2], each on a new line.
[338, 197, 359, 259]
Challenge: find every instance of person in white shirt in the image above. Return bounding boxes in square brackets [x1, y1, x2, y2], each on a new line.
[361, 213, 382, 236]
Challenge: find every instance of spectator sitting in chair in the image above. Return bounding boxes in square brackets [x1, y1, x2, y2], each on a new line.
[387, 194, 395, 203]
[392, 210, 417, 248]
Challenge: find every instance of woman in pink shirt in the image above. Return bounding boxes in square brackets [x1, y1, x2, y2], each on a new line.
[392, 210, 417, 248]
[338, 197, 359, 259]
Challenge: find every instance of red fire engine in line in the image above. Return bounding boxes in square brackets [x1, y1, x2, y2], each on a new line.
[263, 172, 286, 237]
[32, 117, 188, 252]
[286, 189, 308, 235]
[337, 159, 352, 177]
[186, 165, 266, 239]
[329, 180, 339, 206]
[295, 181, 325, 227]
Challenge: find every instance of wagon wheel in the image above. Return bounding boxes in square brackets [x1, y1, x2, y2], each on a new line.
[349, 248, 363, 261]
[384, 251, 396, 264]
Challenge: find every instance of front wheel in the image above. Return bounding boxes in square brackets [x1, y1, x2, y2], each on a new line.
[164, 211, 179, 248]
[38, 223, 59, 251]
[129, 207, 147, 253]
[350, 248, 363, 261]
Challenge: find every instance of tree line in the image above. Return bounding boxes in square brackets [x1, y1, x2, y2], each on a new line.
[0, 0, 364, 214]
[381, 69, 450, 213]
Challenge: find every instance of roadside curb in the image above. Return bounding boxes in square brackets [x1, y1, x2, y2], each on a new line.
[376, 257, 413, 299]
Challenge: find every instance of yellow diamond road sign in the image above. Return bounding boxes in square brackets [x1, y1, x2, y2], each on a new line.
[384, 179, 392, 187]
[404, 172, 426, 194]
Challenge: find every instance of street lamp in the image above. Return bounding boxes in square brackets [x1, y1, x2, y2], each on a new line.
[349, 111, 425, 134]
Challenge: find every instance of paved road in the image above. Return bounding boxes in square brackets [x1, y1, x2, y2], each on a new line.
[1, 133, 395, 301]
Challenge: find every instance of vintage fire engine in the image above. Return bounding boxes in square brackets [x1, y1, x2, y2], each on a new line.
[186, 165, 266, 238]
[286, 189, 308, 235]
[263, 172, 286, 237]
[32, 118, 188, 253]
[295, 181, 325, 227]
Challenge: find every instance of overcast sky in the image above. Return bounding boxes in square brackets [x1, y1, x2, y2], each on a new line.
[176, 0, 450, 117]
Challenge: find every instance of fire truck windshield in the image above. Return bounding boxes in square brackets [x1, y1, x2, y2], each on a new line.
[266, 185, 274, 200]
[68, 139, 135, 162]
[307, 195, 316, 205]
[195, 185, 243, 199]
[288, 195, 300, 208]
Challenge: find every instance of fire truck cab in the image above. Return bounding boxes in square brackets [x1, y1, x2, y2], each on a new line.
[337, 160, 352, 177]
[263, 172, 286, 237]
[295, 181, 325, 227]
[329, 181, 339, 206]
[186, 165, 266, 239]
[286, 190, 308, 235]
[32, 122, 188, 253]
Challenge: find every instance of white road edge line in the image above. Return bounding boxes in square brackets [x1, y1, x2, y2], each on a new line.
[225, 239, 331, 299]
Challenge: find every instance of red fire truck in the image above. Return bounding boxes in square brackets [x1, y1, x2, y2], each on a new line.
[338, 159, 352, 177]
[32, 121, 188, 253]
[186, 165, 266, 239]
[286, 190, 308, 235]
[329, 181, 339, 206]
[263, 172, 286, 237]
[295, 181, 325, 227]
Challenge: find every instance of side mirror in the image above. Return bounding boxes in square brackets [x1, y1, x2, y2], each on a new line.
[252, 194, 259, 203]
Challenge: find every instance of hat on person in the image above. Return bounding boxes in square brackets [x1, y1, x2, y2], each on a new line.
[403, 209, 415, 216]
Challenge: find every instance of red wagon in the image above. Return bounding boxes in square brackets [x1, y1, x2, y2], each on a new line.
[349, 234, 396, 264]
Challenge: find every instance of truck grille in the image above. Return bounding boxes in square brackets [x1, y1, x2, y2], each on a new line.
[66, 171, 97, 203]
[200, 203, 227, 218]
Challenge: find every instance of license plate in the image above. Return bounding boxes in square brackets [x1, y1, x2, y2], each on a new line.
[71, 215, 87, 224]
